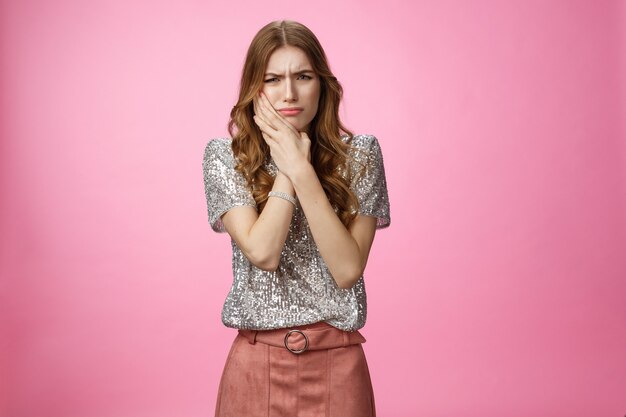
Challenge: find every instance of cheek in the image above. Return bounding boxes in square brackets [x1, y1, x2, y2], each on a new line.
[307, 87, 321, 107]
[312, 89, 321, 109]
[312, 93, 321, 113]
[262, 91, 280, 109]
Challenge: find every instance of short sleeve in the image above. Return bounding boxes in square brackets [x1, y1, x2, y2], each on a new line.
[350, 135, 391, 229]
[202, 138, 257, 233]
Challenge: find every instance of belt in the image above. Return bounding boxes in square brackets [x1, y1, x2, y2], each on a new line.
[237, 322, 366, 355]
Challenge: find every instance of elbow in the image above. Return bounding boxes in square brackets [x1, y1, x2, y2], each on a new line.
[334, 265, 365, 290]
[246, 249, 281, 272]
[255, 259, 280, 272]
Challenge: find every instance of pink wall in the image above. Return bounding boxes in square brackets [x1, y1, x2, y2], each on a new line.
[1, 1, 625, 416]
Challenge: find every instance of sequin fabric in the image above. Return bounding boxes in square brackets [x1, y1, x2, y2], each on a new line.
[202, 134, 390, 331]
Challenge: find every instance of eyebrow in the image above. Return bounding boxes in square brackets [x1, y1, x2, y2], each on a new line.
[264, 69, 315, 77]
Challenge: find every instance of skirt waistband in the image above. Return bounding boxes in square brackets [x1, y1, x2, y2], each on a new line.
[237, 321, 366, 354]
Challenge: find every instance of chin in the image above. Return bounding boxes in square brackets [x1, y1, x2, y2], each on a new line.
[299, 119, 314, 132]
[291, 121, 306, 132]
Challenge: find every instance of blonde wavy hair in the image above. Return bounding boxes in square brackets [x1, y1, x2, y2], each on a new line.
[227, 20, 363, 228]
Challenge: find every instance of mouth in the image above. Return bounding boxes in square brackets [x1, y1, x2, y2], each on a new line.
[278, 108, 303, 116]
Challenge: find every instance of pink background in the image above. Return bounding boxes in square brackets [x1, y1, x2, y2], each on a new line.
[2, 1, 625, 416]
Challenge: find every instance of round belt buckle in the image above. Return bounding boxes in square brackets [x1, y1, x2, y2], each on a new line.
[284, 329, 309, 354]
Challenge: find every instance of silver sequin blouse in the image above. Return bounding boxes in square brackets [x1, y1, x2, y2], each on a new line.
[202, 133, 390, 331]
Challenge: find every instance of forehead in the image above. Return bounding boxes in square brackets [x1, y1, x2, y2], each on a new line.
[265, 46, 312, 71]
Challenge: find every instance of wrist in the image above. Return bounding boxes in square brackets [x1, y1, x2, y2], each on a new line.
[289, 162, 316, 188]
[273, 171, 295, 195]
[268, 190, 297, 206]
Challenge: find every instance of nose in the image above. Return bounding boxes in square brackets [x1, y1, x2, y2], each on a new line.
[283, 78, 297, 102]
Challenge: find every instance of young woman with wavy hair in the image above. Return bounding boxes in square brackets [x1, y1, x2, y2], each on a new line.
[203, 19, 390, 417]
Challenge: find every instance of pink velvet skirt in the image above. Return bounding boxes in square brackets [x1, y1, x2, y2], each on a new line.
[214, 321, 376, 417]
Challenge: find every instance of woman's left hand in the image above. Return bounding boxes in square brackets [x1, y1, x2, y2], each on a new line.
[253, 92, 311, 179]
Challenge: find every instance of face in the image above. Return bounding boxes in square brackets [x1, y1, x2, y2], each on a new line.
[261, 45, 321, 134]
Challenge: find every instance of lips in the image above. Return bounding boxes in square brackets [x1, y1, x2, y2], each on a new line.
[278, 108, 303, 116]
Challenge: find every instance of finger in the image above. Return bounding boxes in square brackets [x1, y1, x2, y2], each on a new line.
[259, 92, 300, 135]
[255, 94, 279, 130]
[252, 113, 267, 131]
[259, 93, 293, 128]
[254, 94, 272, 126]
[253, 114, 278, 137]
[260, 130, 276, 146]
[253, 109, 276, 129]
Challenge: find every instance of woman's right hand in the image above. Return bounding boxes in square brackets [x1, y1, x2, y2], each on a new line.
[252, 92, 311, 177]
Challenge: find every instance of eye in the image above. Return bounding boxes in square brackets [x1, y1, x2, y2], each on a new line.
[263, 75, 313, 83]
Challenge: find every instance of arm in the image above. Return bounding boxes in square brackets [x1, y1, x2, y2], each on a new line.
[203, 138, 296, 271]
[218, 91, 312, 271]
[250, 93, 388, 286]
[290, 165, 378, 289]
[221, 171, 295, 271]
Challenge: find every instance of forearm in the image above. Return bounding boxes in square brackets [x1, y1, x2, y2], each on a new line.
[243, 172, 295, 270]
[221, 169, 296, 271]
[290, 164, 363, 288]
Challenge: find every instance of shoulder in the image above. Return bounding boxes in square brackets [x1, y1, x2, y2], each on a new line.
[341, 133, 380, 148]
[204, 137, 232, 156]
[342, 133, 382, 153]
[342, 133, 384, 164]
[203, 137, 234, 165]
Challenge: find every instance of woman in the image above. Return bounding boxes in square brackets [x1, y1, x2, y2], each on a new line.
[202, 19, 390, 417]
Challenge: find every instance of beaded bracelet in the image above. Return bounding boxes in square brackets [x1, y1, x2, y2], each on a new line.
[268, 191, 297, 207]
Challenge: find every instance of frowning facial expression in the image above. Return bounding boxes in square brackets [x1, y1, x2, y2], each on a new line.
[261, 45, 321, 134]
